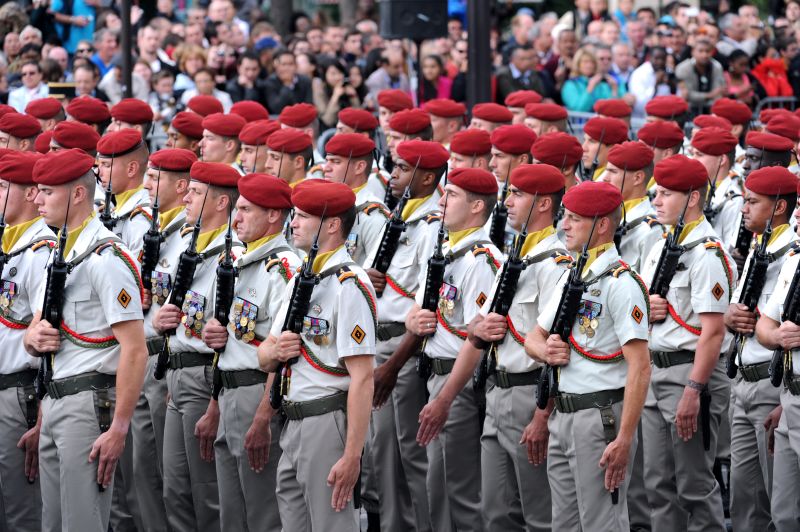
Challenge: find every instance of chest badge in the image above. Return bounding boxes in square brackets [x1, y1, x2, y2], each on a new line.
[438, 283, 458, 318]
[8, 267, 16, 277]
[577, 299, 602, 338]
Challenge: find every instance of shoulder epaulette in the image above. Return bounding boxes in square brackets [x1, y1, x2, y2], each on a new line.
[180, 225, 194, 237]
[472, 244, 500, 272]
[789, 241, 800, 256]
[364, 203, 390, 217]
[612, 262, 631, 278]
[337, 266, 358, 284]
[130, 206, 153, 222]
[645, 215, 661, 227]
[308, 164, 323, 174]
[551, 251, 573, 264]
[31, 239, 56, 253]
[424, 213, 441, 224]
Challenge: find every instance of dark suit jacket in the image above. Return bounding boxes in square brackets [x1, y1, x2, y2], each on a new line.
[495, 66, 547, 103]
[264, 74, 313, 114]
[225, 78, 266, 105]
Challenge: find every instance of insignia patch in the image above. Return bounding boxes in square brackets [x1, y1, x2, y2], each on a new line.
[476, 292, 487, 307]
[351, 325, 365, 344]
[248, 287, 257, 298]
[117, 288, 131, 308]
[590, 288, 601, 297]
[631, 305, 644, 324]
[8, 267, 16, 277]
[711, 282, 725, 301]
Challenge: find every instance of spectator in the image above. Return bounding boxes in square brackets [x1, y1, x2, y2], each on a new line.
[348, 64, 368, 103]
[495, 45, 546, 103]
[501, 12, 535, 63]
[312, 60, 360, 129]
[419, 55, 452, 103]
[628, 47, 679, 117]
[225, 51, 264, 103]
[724, 49, 758, 105]
[342, 29, 363, 67]
[717, 13, 757, 58]
[8, 60, 47, 112]
[365, 49, 411, 108]
[446, 39, 468, 79]
[543, 28, 578, 94]
[613, 0, 636, 38]
[50, 0, 95, 55]
[296, 52, 318, 79]
[184, 23, 205, 48]
[173, 44, 207, 92]
[133, 60, 153, 90]
[40, 59, 62, 83]
[137, 24, 176, 74]
[611, 42, 635, 86]
[561, 47, 619, 111]
[95, 9, 122, 32]
[599, 21, 621, 47]
[675, 38, 725, 114]
[626, 20, 648, 63]
[2, 33, 21, 66]
[47, 46, 71, 81]
[530, 16, 557, 67]
[91, 29, 119, 79]
[558, 0, 593, 41]
[180, 67, 234, 112]
[19, 26, 43, 48]
[751, 56, 793, 99]
[264, 49, 313, 113]
[149, 69, 177, 150]
[74, 62, 110, 101]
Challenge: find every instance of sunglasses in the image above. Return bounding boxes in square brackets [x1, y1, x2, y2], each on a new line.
[21, 71, 39, 76]
[77, 48, 93, 53]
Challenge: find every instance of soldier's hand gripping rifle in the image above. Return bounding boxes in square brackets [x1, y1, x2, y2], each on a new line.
[99, 157, 116, 231]
[153, 188, 209, 380]
[489, 166, 511, 253]
[726, 199, 777, 378]
[140, 169, 164, 311]
[0, 181, 12, 281]
[268, 209, 326, 409]
[536, 216, 599, 410]
[769, 250, 800, 387]
[210, 205, 237, 400]
[648, 190, 692, 313]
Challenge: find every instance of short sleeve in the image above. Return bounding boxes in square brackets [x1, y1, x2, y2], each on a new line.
[459, 255, 500, 326]
[335, 277, 377, 358]
[689, 246, 734, 314]
[608, 273, 650, 345]
[90, 244, 144, 325]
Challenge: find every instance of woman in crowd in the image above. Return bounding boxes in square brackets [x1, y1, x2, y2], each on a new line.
[173, 44, 207, 92]
[561, 47, 619, 111]
[312, 58, 361, 129]
[179, 66, 233, 112]
[419, 54, 453, 103]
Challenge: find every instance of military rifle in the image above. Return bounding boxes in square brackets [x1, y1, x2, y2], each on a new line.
[769, 250, 800, 387]
[648, 190, 692, 306]
[140, 169, 164, 310]
[584, 128, 606, 182]
[210, 204, 237, 400]
[489, 166, 511, 253]
[99, 157, 116, 231]
[0, 180, 12, 280]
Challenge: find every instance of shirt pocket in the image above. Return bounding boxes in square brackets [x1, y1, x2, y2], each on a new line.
[63, 288, 95, 332]
[667, 269, 692, 318]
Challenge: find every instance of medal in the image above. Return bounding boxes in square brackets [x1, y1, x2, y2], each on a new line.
[590, 318, 599, 329]
[586, 328, 595, 338]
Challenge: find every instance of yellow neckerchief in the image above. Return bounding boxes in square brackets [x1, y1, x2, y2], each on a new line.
[312, 244, 344, 273]
[351, 182, 368, 195]
[676, 215, 705, 245]
[196, 224, 227, 253]
[245, 231, 279, 254]
[447, 226, 480, 248]
[158, 206, 184, 231]
[758, 223, 790, 247]
[622, 196, 647, 214]
[402, 194, 433, 221]
[582, 242, 614, 277]
[114, 185, 144, 214]
[63, 212, 95, 256]
[289, 178, 305, 189]
[2, 216, 40, 254]
[592, 165, 606, 181]
[520, 226, 555, 257]
[646, 176, 656, 190]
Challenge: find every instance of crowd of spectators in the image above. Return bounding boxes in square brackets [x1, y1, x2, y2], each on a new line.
[2, 0, 800, 137]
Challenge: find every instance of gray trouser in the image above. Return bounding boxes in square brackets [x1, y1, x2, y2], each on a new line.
[642, 357, 729, 532]
[426, 372, 483, 532]
[481, 382, 551, 532]
[109, 432, 141, 532]
[771, 388, 800, 532]
[215, 382, 282, 531]
[371, 347, 432, 532]
[39, 389, 116, 532]
[548, 401, 633, 531]
[130, 354, 170, 531]
[627, 426, 651, 532]
[730, 377, 780, 532]
[276, 409, 360, 531]
[163, 365, 220, 532]
[0, 386, 40, 532]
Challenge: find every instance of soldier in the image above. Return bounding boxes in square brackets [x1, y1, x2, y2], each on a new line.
[531, 132, 584, 192]
[279, 103, 325, 168]
[322, 133, 388, 265]
[644, 95, 689, 129]
[469, 103, 513, 132]
[365, 140, 448, 532]
[0, 113, 41, 152]
[25, 148, 147, 532]
[165, 111, 204, 156]
[259, 179, 376, 531]
[449, 129, 492, 171]
[230, 100, 270, 122]
[151, 161, 243, 532]
[66, 96, 111, 133]
[26, 98, 65, 132]
[202, 173, 300, 531]
[186, 95, 224, 117]
[523, 103, 568, 137]
[0, 151, 55, 531]
[34, 132, 51, 154]
[640, 155, 737, 532]
[594, 99, 633, 129]
[336, 108, 380, 136]
[636, 121, 685, 164]
[264, 129, 314, 188]
[710, 98, 751, 172]
[376, 89, 414, 132]
[408, 167, 502, 532]
[238, 120, 281, 174]
[690, 115, 733, 139]
[504, 90, 543, 125]
[380, 109, 434, 200]
[424, 98, 466, 148]
[725, 167, 798, 531]
[525, 180, 651, 531]
[109, 98, 154, 137]
[50, 121, 101, 156]
[199, 113, 247, 174]
[581, 116, 628, 182]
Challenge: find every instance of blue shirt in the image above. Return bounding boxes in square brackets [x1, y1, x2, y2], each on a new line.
[90, 54, 113, 78]
[50, 0, 95, 54]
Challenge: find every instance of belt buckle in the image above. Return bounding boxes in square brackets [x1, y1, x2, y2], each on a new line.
[657, 352, 670, 368]
[496, 371, 510, 388]
[284, 402, 299, 420]
[46, 382, 61, 400]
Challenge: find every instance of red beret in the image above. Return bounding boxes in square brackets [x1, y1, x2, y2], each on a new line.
[279, 103, 317, 128]
[171, 111, 204, 139]
[34, 131, 53, 154]
[396, 140, 449, 169]
[746, 131, 794, 152]
[33, 148, 95, 186]
[239, 120, 281, 145]
[337, 108, 379, 132]
[531, 132, 583, 168]
[761, 108, 794, 124]
[97, 129, 144, 157]
[111, 98, 153, 124]
[745, 166, 799, 196]
[230, 100, 270, 121]
[472, 103, 513, 124]
[504, 90, 543, 108]
[423, 98, 466, 118]
[711, 98, 752, 125]
[292, 179, 355, 216]
[0, 105, 15, 118]
[25, 98, 63, 120]
[510, 164, 565, 195]
[607, 141, 654, 171]
[563, 181, 622, 217]
[524, 103, 568, 122]
[583, 117, 628, 145]
[448, 167, 498, 195]
[187, 95, 224, 117]
[202, 112, 246, 138]
[149, 148, 197, 172]
[450, 129, 492, 156]
[653, 155, 708, 191]
[691, 127, 738, 156]
[267, 128, 312, 153]
[693, 114, 732, 131]
[0, 149, 13, 160]
[377, 89, 413, 112]
[238, 173, 292, 210]
[0, 113, 41, 138]
[490, 124, 537, 155]
[765, 114, 800, 142]
[66, 96, 110, 124]
[389, 109, 431, 135]
[53, 121, 100, 153]
[593, 99, 632, 118]
[636, 121, 684, 149]
[325, 133, 375, 157]
[0, 151, 42, 185]
[645, 95, 689, 119]
[190, 161, 240, 188]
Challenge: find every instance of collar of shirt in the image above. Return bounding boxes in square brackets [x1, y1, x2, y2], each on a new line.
[623, 196, 647, 214]
[289, 178, 304, 189]
[114, 185, 145, 216]
[64, 212, 96, 257]
[245, 231, 279, 254]
[2, 216, 41, 254]
[159, 206, 184, 231]
[677, 215, 705, 245]
[402, 194, 434, 221]
[593, 165, 606, 181]
[196, 224, 227, 253]
[447, 226, 480, 249]
[520, 225, 556, 257]
[758, 223, 791, 247]
[582, 242, 615, 277]
[312, 244, 345, 273]
[510, 63, 528, 80]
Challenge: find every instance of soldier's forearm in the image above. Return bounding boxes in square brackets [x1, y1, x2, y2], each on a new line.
[437, 341, 482, 405]
[619, 341, 651, 441]
[256, 373, 278, 421]
[690, 314, 726, 384]
[384, 332, 423, 372]
[113, 343, 147, 430]
[343, 359, 374, 460]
